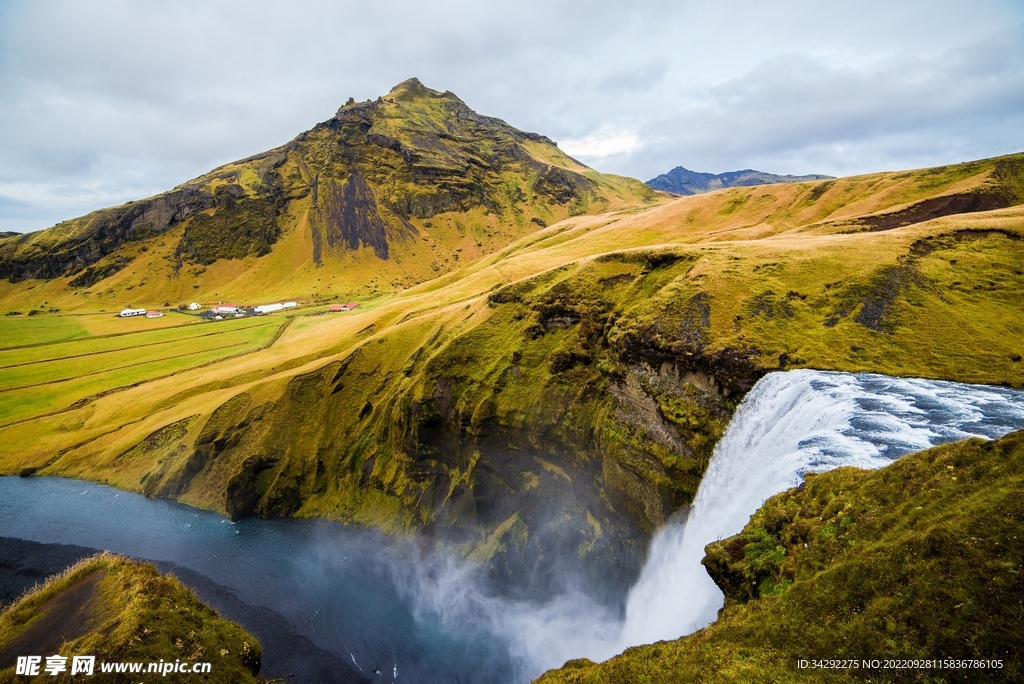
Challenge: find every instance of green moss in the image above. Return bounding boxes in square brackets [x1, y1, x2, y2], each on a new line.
[537, 430, 1024, 683]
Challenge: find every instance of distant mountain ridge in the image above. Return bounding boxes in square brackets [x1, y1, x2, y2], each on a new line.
[647, 166, 833, 195]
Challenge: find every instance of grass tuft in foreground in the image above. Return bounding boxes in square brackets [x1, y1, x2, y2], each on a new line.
[0, 553, 262, 683]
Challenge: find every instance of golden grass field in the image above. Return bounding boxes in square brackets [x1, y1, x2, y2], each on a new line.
[0, 152, 1022, 531]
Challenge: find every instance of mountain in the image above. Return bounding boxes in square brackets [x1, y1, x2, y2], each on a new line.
[537, 429, 1024, 682]
[0, 78, 656, 310]
[647, 166, 833, 195]
[1, 96, 1023, 599]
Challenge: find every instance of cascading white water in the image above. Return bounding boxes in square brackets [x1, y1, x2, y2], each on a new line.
[618, 369, 1024, 649]
[4, 369, 1024, 682]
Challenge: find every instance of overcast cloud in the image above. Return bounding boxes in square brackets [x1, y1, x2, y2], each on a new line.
[1, 0, 1022, 232]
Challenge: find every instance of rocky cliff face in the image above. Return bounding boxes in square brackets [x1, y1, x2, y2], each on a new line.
[133, 249, 766, 597]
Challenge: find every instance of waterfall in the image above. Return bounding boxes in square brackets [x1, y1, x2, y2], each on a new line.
[5, 370, 1024, 682]
[618, 369, 1024, 649]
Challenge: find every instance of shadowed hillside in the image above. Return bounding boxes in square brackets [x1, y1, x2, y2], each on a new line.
[0, 553, 263, 683]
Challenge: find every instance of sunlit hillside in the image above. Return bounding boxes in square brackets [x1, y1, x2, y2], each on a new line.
[1, 150, 1022, 592]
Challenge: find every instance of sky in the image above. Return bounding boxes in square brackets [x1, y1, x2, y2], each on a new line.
[1, 0, 1022, 233]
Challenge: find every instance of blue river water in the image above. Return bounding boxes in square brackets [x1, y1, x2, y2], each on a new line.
[0, 477, 520, 683]
[3, 370, 1024, 680]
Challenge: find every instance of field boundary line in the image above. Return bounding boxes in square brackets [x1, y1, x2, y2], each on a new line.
[0, 341, 253, 393]
[0, 318, 292, 429]
[0, 322, 278, 370]
[0, 315, 276, 352]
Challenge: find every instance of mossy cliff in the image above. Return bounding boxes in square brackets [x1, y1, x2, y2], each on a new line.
[126, 203, 1024, 595]
[536, 429, 1024, 683]
[135, 251, 756, 595]
[0, 553, 262, 683]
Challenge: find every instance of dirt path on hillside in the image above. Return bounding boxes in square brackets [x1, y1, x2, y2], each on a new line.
[0, 570, 104, 669]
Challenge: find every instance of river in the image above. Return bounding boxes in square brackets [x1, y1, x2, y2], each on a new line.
[2, 370, 1023, 681]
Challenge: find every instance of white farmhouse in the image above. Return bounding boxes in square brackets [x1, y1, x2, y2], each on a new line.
[211, 303, 240, 315]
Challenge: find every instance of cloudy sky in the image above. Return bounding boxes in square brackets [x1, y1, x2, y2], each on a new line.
[1, 0, 1022, 233]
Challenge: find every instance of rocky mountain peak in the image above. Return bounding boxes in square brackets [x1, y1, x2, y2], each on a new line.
[0, 79, 629, 287]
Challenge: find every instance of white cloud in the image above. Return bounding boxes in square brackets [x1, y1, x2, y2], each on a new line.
[1, 0, 1022, 231]
[561, 128, 644, 160]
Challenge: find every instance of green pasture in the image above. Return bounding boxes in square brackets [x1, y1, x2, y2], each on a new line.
[0, 315, 90, 347]
[0, 315, 274, 367]
[0, 317, 284, 425]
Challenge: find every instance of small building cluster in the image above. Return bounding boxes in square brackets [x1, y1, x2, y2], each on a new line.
[329, 302, 360, 312]
[198, 300, 301, 321]
[211, 303, 241, 316]
[119, 298, 355, 322]
[254, 302, 298, 314]
[119, 307, 164, 319]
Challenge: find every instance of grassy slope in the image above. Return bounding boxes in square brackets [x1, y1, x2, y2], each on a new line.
[535, 429, 1024, 684]
[0, 553, 262, 683]
[0, 152, 1022, 588]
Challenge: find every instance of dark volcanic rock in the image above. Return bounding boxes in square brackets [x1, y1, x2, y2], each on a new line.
[857, 192, 1011, 232]
[322, 170, 394, 260]
[0, 188, 218, 283]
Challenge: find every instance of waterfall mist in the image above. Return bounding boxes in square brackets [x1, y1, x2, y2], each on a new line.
[388, 370, 1024, 678]
[618, 370, 1024, 647]
[4, 371, 1023, 682]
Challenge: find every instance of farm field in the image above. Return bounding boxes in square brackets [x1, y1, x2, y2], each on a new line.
[0, 309, 208, 340]
[0, 314, 91, 347]
[0, 315, 288, 426]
